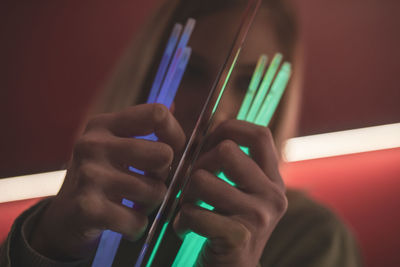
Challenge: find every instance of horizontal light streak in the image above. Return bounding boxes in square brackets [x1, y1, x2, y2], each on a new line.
[283, 122, 400, 162]
[0, 170, 65, 203]
[1, 123, 399, 203]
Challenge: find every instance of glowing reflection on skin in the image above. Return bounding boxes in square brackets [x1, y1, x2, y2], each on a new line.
[172, 55, 291, 267]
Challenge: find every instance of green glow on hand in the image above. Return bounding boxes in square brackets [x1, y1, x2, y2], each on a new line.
[236, 55, 267, 120]
[171, 171, 235, 267]
[172, 49, 242, 267]
[170, 56, 291, 267]
[146, 222, 170, 267]
[255, 62, 292, 126]
[172, 231, 207, 267]
[245, 53, 282, 123]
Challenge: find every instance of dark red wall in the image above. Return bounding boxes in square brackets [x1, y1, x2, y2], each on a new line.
[0, 1, 156, 176]
[1, 0, 399, 176]
[296, 0, 400, 134]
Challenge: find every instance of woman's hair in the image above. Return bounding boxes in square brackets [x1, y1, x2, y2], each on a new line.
[93, 0, 300, 149]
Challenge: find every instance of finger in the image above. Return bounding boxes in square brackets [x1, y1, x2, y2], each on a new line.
[107, 136, 174, 176]
[183, 169, 250, 214]
[174, 203, 250, 251]
[206, 120, 283, 188]
[75, 192, 148, 241]
[105, 104, 186, 152]
[77, 161, 166, 213]
[107, 170, 167, 213]
[194, 139, 269, 193]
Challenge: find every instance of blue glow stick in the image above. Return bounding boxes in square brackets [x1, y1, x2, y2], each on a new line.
[147, 24, 183, 103]
[135, 48, 192, 267]
[163, 47, 192, 108]
[156, 18, 195, 107]
[91, 198, 134, 267]
[92, 20, 194, 267]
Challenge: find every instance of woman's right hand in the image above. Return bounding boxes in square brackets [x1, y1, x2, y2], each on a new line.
[29, 103, 186, 261]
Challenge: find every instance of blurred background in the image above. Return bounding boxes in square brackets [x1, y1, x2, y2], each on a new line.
[0, 0, 399, 266]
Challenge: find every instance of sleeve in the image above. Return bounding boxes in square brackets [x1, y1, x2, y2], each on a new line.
[0, 198, 90, 267]
[259, 190, 362, 267]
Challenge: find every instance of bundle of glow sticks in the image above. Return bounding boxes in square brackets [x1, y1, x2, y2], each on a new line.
[170, 53, 292, 267]
[91, 18, 196, 267]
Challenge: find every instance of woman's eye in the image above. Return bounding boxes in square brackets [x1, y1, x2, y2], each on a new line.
[234, 74, 252, 91]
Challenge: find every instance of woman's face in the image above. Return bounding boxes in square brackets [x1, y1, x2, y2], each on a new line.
[173, 6, 285, 136]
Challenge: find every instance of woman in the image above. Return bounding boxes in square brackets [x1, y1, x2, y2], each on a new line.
[1, 0, 361, 266]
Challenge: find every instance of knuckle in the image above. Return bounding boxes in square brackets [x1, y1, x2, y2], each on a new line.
[73, 134, 104, 159]
[216, 139, 237, 157]
[254, 127, 273, 147]
[218, 119, 234, 131]
[228, 222, 251, 249]
[266, 182, 288, 215]
[85, 113, 109, 131]
[153, 143, 174, 169]
[254, 187, 288, 225]
[187, 169, 208, 196]
[151, 103, 169, 124]
[180, 204, 196, 223]
[76, 192, 103, 220]
[274, 190, 288, 215]
[250, 207, 272, 228]
[77, 162, 97, 184]
[75, 162, 106, 191]
[191, 169, 207, 186]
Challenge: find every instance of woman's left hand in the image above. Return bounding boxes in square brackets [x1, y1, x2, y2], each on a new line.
[174, 119, 288, 267]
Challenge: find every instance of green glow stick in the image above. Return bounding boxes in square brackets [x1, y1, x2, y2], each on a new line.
[146, 222, 170, 267]
[172, 55, 291, 267]
[236, 55, 267, 120]
[245, 53, 282, 123]
[172, 54, 266, 267]
[255, 62, 291, 126]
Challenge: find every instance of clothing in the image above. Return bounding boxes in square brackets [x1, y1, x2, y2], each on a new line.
[0, 189, 361, 267]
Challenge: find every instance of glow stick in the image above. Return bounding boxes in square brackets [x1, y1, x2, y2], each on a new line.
[164, 47, 192, 107]
[92, 20, 194, 267]
[156, 18, 196, 108]
[145, 34, 243, 267]
[172, 54, 291, 267]
[255, 62, 291, 126]
[147, 24, 183, 103]
[171, 54, 261, 267]
[236, 54, 267, 120]
[138, 1, 261, 264]
[245, 53, 282, 123]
